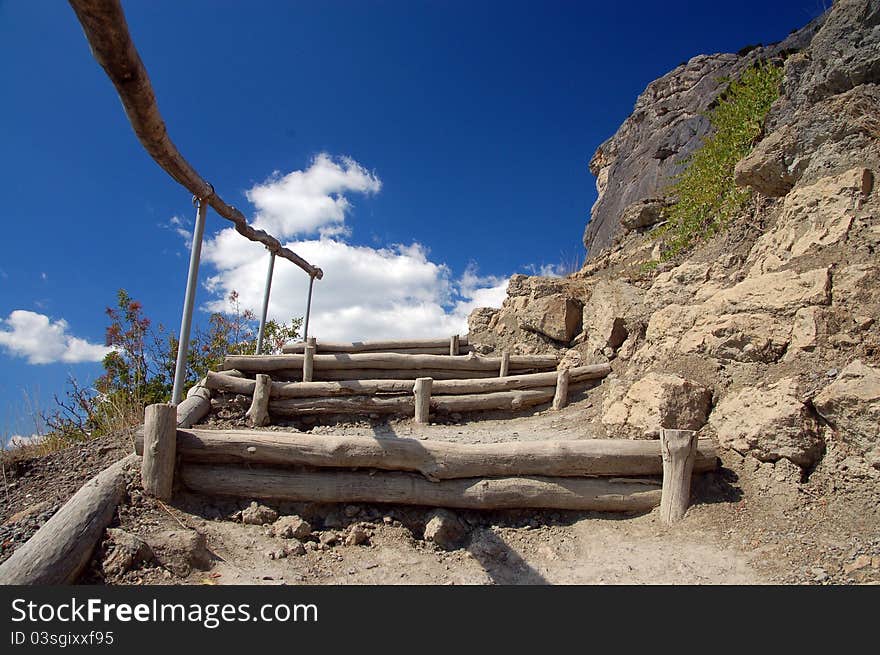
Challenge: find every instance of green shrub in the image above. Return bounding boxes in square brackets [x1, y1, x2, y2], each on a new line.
[657, 61, 783, 258]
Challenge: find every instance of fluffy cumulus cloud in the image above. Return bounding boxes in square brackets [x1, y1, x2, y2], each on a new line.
[198, 154, 508, 341]
[247, 154, 382, 238]
[0, 310, 112, 364]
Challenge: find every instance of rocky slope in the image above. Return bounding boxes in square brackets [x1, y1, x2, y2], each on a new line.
[470, 0, 880, 477]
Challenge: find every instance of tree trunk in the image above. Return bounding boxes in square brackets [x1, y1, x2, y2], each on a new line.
[181, 465, 662, 512]
[0, 455, 137, 585]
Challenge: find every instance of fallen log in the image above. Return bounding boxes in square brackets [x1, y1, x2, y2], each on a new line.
[283, 336, 470, 354]
[223, 352, 558, 374]
[181, 465, 663, 512]
[0, 455, 137, 585]
[133, 429, 719, 479]
[205, 365, 610, 398]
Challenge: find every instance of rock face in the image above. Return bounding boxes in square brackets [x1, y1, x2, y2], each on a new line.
[813, 360, 880, 456]
[583, 20, 822, 257]
[467, 0, 880, 474]
[710, 378, 823, 467]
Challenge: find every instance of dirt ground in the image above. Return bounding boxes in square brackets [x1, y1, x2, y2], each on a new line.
[2, 388, 877, 586]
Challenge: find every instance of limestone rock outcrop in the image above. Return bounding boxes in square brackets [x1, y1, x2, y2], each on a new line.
[710, 378, 823, 467]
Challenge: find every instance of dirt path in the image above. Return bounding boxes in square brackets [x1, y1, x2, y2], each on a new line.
[3, 389, 878, 585]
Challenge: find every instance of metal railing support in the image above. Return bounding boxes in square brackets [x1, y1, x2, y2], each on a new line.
[303, 274, 316, 340]
[171, 197, 208, 405]
[255, 250, 276, 355]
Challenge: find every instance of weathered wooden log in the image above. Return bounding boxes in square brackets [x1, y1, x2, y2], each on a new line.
[223, 352, 558, 374]
[205, 365, 609, 399]
[659, 429, 699, 524]
[302, 338, 316, 382]
[142, 403, 177, 500]
[449, 334, 460, 356]
[269, 395, 415, 416]
[181, 465, 662, 512]
[414, 377, 432, 424]
[0, 455, 137, 585]
[552, 368, 571, 411]
[433, 388, 556, 412]
[176, 384, 212, 428]
[283, 336, 470, 354]
[133, 428, 719, 478]
[186, 378, 209, 399]
[246, 374, 271, 427]
[500, 351, 510, 377]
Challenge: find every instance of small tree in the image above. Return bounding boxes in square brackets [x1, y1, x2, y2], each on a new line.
[42, 289, 301, 447]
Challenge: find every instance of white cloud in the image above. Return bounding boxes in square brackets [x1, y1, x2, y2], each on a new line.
[194, 153, 507, 342]
[247, 153, 381, 238]
[0, 310, 112, 364]
[5, 433, 43, 449]
[202, 236, 506, 341]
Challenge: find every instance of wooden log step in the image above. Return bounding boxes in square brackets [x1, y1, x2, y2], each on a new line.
[222, 352, 558, 374]
[180, 465, 663, 512]
[133, 428, 719, 479]
[204, 364, 610, 398]
[283, 336, 470, 354]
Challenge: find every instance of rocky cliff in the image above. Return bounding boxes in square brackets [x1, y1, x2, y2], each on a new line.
[470, 0, 880, 477]
[583, 14, 822, 256]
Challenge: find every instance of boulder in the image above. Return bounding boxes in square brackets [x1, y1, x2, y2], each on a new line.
[710, 378, 823, 467]
[602, 373, 712, 437]
[620, 198, 668, 231]
[812, 360, 880, 455]
[518, 295, 583, 343]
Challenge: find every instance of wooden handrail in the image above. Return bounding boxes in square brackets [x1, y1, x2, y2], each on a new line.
[68, 0, 323, 279]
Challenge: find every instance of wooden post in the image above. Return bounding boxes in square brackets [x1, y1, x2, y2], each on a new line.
[303, 337, 316, 382]
[414, 377, 433, 425]
[141, 403, 177, 500]
[449, 334, 460, 356]
[246, 374, 272, 427]
[551, 368, 570, 411]
[499, 351, 510, 377]
[659, 428, 698, 524]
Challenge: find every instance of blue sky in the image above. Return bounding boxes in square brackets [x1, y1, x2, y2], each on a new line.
[0, 0, 826, 439]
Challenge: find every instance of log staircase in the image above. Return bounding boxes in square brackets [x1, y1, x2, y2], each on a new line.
[134, 334, 716, 519]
